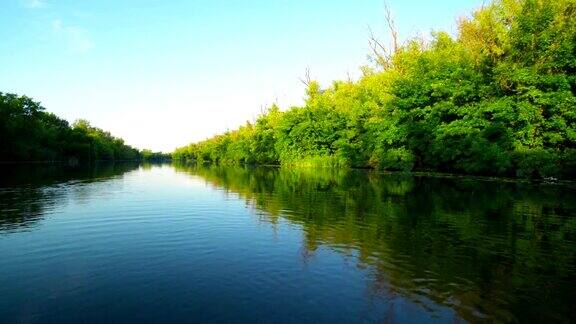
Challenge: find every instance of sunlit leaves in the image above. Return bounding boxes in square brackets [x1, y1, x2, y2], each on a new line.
[173, 0, 576, 179]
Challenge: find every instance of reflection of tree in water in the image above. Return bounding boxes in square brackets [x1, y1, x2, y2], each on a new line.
[0, 187, 61, 233]
[174, 163, 576, 323]
[0, 162, 140, 233]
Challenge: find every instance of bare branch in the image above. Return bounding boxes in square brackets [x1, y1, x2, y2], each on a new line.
[368, 26, 392, 69]
[367, 1, 400, 70]
[384, 1, 399, 53]
[346, 71, 352, 84]
[368, 26, 387, 54]
[298, 67, 312, 87]
[368, 26, 388, 67]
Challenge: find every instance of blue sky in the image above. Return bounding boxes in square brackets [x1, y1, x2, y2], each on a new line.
[0, 0, 481, 152]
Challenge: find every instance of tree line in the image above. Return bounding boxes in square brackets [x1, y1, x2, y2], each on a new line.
[173, 0, 576, 179]
[0, 92, 167, 162]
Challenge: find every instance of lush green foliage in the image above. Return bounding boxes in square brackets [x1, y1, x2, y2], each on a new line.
[0, 92, 140, 162]
[174, 0, 576, 179]
[141, 150, 172, 162]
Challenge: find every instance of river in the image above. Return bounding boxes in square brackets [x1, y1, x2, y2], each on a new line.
[1, 163, 575, 323]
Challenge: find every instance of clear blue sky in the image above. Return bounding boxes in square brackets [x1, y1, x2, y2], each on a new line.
[0, 0, 481, 152]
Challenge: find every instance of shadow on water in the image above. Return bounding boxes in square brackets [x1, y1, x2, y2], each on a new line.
[173, 163, 576, 323]
[0, 162, 141, 233]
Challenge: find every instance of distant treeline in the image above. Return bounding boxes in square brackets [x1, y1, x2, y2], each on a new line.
[173, 0, 575, 179]
[0, 92, 168, 162]
[141, 149, 172, 162]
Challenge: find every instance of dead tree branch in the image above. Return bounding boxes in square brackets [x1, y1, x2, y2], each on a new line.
[368, 1, 400, 70]
[299, 67, 312, 87]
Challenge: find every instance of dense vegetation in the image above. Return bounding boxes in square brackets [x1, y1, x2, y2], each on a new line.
[141, 150, 172, 162]
[174, 0, 576, 179]
[0, 92, 141, 162]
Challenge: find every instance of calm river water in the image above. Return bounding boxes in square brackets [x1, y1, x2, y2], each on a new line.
[0, 163, 575, 323]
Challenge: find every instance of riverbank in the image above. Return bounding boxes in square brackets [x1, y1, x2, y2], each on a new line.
[173, 0, 576, 180]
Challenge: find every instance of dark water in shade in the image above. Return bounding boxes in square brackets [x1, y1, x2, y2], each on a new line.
[0, 163, 575, 323]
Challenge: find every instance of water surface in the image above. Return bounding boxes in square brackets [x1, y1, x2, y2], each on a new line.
[1, 163, 575, 323]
